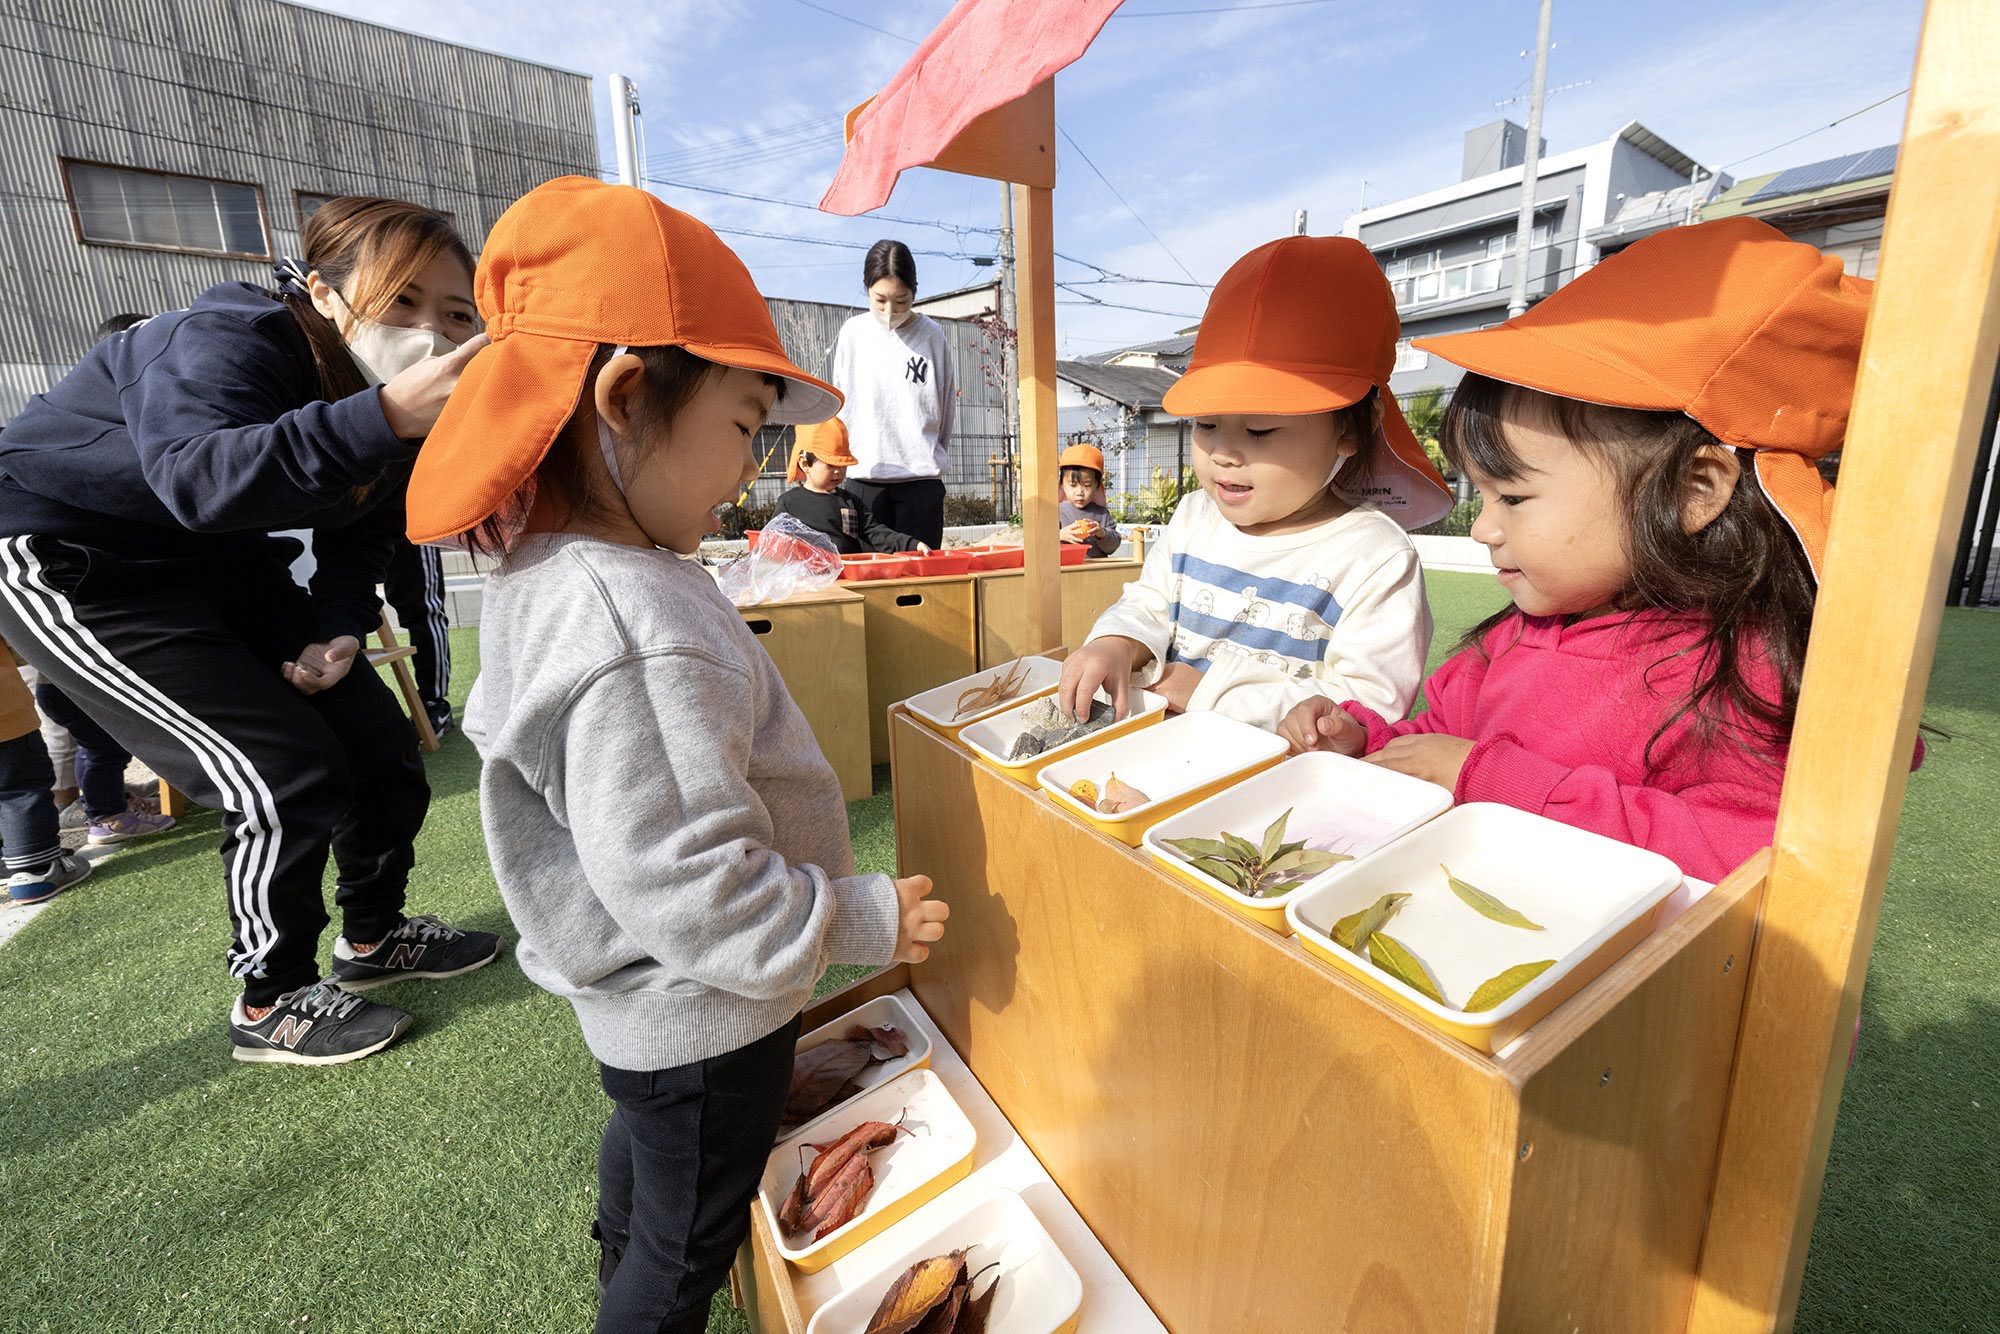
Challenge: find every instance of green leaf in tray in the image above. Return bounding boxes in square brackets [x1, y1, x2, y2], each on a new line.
[1330, 892, 1411, 953]
[1191, 856, 1246, 889]
[1463, 960, 1557, 1012]
[1221, 832, 1263, 863]
[1163, 836, 1234, 861]
[1368, 932, 1446, 1003]
[1442, 864, 1545, 931]
[1259, 808, 1293, 863]
[1275, 839, 1308, 859]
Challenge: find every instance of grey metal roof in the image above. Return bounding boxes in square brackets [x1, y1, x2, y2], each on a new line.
[1057, 360, 1180, 409]
[1746, 146, 1899, 204]
[1079, 333, 1198, 366]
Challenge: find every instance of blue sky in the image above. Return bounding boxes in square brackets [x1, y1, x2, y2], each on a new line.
[318, 0, 1923, 355]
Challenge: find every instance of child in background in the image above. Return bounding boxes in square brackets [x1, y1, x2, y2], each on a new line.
[1058, 236, 1452, 730]
[409, 179, 947, 1334]
[1057, 443, 1121, 558]
[32, 682, 174, 845]
[2, 637, 91, 905]
[776, 417, 930, 555]
[1280, 219, 1870, 883]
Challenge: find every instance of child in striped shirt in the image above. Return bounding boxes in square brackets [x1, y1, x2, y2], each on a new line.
[1057, 237, 1453, 731]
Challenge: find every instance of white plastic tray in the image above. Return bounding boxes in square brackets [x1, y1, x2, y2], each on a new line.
[759, 1068, 977, 1271]
[805, 1188, 1083, 1334]
[785, 993, 933, 1134]
[1285, 802, 1685, 1048]
[905, 656, 1064, 733]
[1143, 751, 1452, 929]
[958, 689, 1168, 780]
[1036, 712, 1288, 842]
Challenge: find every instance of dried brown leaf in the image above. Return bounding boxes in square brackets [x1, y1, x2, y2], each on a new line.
[862, 1251, 968, 1334]
[1096, 772, 1151, 814]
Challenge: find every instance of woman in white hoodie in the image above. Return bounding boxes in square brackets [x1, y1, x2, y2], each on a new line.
[829, 240, 955, 548]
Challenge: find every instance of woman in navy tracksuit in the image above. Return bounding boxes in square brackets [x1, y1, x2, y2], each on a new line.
[0, 197, 500, 1065]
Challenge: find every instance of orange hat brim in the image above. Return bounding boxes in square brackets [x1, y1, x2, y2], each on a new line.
[687, 338, 842, 427]
[1412, 324, 1681, 416]
[407, 333, 596, 544]
[1161, 362, 1377, 418]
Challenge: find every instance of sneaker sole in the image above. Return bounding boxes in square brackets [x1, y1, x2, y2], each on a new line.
[230, 1012, 414, 1065]
[7, 862, 94, 907]
[331, 945, 501, 992]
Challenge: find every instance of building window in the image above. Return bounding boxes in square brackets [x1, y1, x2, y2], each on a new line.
[62, 161, 268, 259]
[1393, 338, 1429, 374]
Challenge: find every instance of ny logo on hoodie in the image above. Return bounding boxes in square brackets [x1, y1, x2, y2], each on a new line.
[904, 356, 929, 385]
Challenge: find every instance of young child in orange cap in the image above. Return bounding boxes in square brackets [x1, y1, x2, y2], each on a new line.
[1280, 217, 1877, 883]
[776, 416, 930, 555]
[406, 177, 948, 1332]
[1057, 442, 1121, 557]
[1059, 236, 1452, 730]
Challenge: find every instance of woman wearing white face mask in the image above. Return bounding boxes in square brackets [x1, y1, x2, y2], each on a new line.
[828, 239, 955, 548]
[0, 195, 502, 1066]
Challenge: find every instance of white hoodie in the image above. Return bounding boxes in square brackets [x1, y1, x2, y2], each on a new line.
[830, 311, 954, 482]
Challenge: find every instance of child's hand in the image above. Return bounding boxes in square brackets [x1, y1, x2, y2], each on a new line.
[1154, 662, 1203, 713]
[1062, 520, 1097, 543]
[282, 636, 361, 695]
[1278, 697, 1366, 756]
[893, 874, 949, 965]
[1058, 637, 1141, 721]
[1366, 734, 1475, 792]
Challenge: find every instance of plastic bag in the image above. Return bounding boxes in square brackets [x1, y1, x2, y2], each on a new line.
[717, 513, 843, 606]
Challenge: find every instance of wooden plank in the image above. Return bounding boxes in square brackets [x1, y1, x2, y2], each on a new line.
[1495, 861, 1763, 1331]
[1015, 181, 1062, 654]
[894, 712, 1508, 1332]
[1691, 4, 2000, 1327]
[973, 559, 1142, 667]
[922, 79, 1055, 189]
[740, 590, 873, 802]
[734, 1203, 808, 1334]
[852, 577, 979, 763]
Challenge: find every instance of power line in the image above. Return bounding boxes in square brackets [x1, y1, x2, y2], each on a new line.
[647, 175, 999, 238]
[1054, 125, 1204, 286]
[1722, 88, 1909, 171]
[789, 0, 919, 42]
[1110, 0, 1341, 16]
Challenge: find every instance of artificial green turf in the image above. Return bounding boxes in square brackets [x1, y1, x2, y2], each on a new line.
[0, 574, 1990, 1331]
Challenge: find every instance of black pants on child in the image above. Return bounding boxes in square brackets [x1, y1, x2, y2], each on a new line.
[34, 682, 132, 820]
[382, 540, 451, 728]
[0, 535, 429, 1004]
[847, 477, 946, 550]
[595, 1015, 802, 1334]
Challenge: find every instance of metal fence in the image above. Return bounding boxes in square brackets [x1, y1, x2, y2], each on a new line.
[1945, 367, 2000, 607]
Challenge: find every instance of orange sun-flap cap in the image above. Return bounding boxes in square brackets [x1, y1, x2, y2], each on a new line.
[408, 176, 842, 544]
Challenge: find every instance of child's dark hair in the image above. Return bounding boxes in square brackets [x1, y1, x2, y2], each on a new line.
[1443, 373, 1816, 767]
[464, 344, 784, 558]
[1060, 465, 1101, 487]
[863, 239, 918, 293]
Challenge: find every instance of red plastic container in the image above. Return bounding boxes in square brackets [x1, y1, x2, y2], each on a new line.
[837, 553, 921, 582]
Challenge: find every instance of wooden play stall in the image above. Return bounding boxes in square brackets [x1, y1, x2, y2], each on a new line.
[737, 587, 873, 802]
[736, 2, 1999, 1329]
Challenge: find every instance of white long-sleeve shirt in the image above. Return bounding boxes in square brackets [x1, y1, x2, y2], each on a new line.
[830, 312, 954, 482]
[1085, 490, 1432, 730]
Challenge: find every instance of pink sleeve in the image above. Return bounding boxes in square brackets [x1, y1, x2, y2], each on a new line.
[1454, 731, 1779, 883]
[1342, 647, 1488, 753]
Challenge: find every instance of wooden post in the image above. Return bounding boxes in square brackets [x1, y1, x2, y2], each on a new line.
[1015, 181, 1061, 652]
[1690, 4, 2000, 1327]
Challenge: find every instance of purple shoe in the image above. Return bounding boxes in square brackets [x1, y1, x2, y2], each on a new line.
[87, 810, 177, 846]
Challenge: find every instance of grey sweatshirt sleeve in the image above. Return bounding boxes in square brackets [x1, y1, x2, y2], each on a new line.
[545, 648, 900, 998]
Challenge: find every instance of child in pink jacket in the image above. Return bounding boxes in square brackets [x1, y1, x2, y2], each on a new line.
[1280, 219, 1874, 884]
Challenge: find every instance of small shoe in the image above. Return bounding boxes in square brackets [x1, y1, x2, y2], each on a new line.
[427, 709, 454, 740]
[87, 810, 178, 846]
[330, 913, 502, 990]
[229, 980, 412, 1065]
[56, 800, 89, 832]
[7, 851, 94, 906]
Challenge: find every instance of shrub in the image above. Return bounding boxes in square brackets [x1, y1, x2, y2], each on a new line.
[1110, 467, 1197, 525]
[714, 501, 778, 539]
[943, 494, 999, 526]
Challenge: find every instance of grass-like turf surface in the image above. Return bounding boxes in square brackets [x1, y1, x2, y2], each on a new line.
[0, 572, 1991, 1331]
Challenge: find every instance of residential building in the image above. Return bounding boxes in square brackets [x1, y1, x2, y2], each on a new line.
[1079, 330, 1197, 375]
[1055, 359, 1185, 498]
[1344, 119, 1718, 396]
[913, 279, 1001, 320]
[0, 0, 598, 419]
[1696, 145, 1895, 278]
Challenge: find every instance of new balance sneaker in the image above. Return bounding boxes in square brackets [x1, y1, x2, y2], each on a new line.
[7, 851, 94, 907]
[87, 810, 177, 846]
[229, 980, 412, 1065]
[56, 800, 89, 832]
[330, 914, 502, 990]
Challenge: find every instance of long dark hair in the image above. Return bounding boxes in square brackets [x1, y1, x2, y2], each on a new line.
[863, 239, 917, 293]
[1443, 373, 1817, 768]
[278, 196, 473, 402]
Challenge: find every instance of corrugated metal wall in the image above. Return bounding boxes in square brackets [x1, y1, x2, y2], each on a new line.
[0, 0, 597, 420]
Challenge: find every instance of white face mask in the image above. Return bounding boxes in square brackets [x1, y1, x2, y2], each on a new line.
[874, 307, 913, 332]
[331, 290, 458, 385]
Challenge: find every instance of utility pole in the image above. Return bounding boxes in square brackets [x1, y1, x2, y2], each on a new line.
[1507, 0, 1552, 318]
[610, 74, 643, 187]
[998, 183, 1020, 512]
[1294, 208, 1308, 236]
